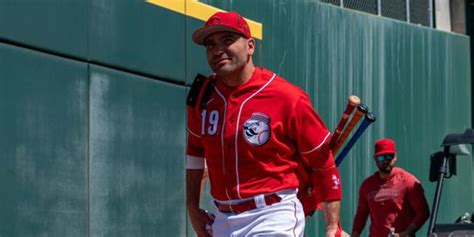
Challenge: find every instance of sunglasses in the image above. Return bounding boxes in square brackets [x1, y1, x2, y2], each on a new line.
[375, 154, 395, 162]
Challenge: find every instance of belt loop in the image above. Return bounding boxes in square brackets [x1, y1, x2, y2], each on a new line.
[228, 204, 235, 213]
[254, 194, 266, 208]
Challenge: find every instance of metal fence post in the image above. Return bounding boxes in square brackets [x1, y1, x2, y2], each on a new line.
[377, 0, 381, 16]
[429, 0, 434, 27]
[406, 0, 411, 22]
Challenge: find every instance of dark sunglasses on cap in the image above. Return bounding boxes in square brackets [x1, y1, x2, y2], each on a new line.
[375, 154, 395, 162]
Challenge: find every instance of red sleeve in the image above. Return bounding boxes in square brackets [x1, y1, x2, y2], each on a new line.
[352, 183, 370, 234]
[408, 179, 430, 228]
[187, 106, 205, 158]
[289, 94, 341, 203]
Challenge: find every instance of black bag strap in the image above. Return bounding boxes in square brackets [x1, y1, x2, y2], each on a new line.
[186, 74, 216, 109]
[199, 78, 216, 109]
[186, 74, 207, 107]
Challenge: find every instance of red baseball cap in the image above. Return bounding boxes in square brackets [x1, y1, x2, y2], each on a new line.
[374, 138, 396, 156]
[192, 11, 252, 45]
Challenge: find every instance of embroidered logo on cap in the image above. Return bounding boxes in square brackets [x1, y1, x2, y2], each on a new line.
[243, 113, 271, 146]
[207, 17, 221, 26]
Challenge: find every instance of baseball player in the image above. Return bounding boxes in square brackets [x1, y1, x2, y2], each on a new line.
[351, 138, 430, 237]
[186, 11, 344, 236]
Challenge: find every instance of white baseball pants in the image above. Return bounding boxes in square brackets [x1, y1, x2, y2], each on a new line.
[211, 192, 305, 237]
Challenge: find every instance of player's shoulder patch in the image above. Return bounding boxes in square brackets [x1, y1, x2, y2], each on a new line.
[186, 74, 216, 109]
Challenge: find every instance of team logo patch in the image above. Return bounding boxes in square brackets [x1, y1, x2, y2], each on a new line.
[332, 175, 340, 190]
[243, 113, 271, 146]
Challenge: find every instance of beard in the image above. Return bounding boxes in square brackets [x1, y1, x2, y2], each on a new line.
[378, 163, 394, 174]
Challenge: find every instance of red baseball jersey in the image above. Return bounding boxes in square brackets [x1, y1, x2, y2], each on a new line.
[187, 67, 341, 202]
[352, 167, 430, 237]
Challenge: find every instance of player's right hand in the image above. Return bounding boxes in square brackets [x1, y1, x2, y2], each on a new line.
[188, 207, 215, 237]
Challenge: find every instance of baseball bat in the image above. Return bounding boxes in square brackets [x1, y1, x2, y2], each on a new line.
[331, 104, 369, 154]
[329, 95, 361, 148]
[335, 112, 376, 166]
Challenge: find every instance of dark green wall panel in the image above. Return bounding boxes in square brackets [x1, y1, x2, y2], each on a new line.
[90, 1, 186, 82]
[0, 0, 89, 59]
[0, 43, 88, 236]
[185, 17, 213, 85]
[88, 65, 187, 236]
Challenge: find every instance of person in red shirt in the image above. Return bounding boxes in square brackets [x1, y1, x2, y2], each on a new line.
[351, 138, 430, 237]
[186, 11, 344, 237]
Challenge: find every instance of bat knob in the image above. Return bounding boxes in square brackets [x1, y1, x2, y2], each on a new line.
[357, 104, 369, 113]
[348, 95, 361, 106]
[366, 112, 376, 122]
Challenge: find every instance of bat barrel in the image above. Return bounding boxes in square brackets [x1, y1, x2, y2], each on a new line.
[335, 112, 376, 166]
[332, 104, 369, 154]
[329, 96, 361, 146]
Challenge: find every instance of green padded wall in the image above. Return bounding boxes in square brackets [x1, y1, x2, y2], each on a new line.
[88, 65, 187, 236]
[0, 43, 88, 236]
[90, 0, 186, 82]
[0, 0, 89, 59]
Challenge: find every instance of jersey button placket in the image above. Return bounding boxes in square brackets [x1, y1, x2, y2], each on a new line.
[226, 97, 237, 127]
[225, 95, 237, 194]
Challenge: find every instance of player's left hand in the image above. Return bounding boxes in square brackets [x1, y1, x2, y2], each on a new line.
[325, 228, 337, 237]
[325, 226, 350, 237]
[341, 230, 350, 237]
